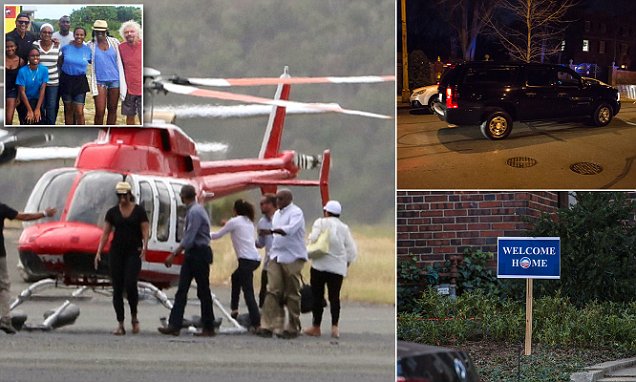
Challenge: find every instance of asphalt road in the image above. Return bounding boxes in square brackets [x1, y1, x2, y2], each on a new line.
[397, 102, 636, 189]
[0, 228, 395, 382]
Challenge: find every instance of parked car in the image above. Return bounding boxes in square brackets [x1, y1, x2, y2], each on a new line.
[410, 84, 439, 112]
[397, 341, 480, 382]
[433, 62, 621, 139]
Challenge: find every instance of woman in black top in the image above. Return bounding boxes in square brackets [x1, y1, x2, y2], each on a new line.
[95, 182, 149, 335]
[5, 37, 25, 125]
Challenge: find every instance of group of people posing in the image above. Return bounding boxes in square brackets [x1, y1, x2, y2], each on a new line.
[5, 13, 142, 125]
[97, 184, 358, 339]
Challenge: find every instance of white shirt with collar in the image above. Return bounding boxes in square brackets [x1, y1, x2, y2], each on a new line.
[307, 217, 357, 277]
[270, 203, 307, 264]
[210, 215, 260, 261]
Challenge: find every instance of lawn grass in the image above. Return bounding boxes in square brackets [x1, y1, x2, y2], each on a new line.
[209, 224, 395, 305]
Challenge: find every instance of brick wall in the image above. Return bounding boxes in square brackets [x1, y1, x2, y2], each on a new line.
[397, 191, 560, 267]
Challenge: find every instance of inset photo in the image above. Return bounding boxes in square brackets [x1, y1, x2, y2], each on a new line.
[4, 4, 143, 126]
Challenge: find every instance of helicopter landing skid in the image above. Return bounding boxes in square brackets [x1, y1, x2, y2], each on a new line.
[150, 281, 248, 335]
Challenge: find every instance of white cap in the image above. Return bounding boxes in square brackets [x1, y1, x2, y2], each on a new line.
[323, 200, 342, 215]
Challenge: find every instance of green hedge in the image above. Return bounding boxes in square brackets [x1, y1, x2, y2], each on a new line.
[398, 289, 636, 351]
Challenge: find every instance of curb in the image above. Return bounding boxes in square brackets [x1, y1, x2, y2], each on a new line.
[571, 358, 636, 382]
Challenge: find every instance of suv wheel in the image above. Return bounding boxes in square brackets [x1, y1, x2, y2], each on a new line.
[481, 111, 512, 140]
[592, 103, 613, 127]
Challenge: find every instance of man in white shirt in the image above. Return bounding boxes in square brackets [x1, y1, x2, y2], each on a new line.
[256, 193, 276, 307]
[51, 15, 73, 48]
[256, 189, 306, 339]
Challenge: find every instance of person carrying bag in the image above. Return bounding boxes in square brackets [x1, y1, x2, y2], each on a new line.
[303, 200, 357, 339]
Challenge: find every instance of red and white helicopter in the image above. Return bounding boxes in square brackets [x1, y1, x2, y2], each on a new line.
[8, 67, 393, 332]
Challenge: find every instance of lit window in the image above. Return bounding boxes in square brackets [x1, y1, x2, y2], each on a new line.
[560, 40, 565, 51]
[582, 40, 589, 52]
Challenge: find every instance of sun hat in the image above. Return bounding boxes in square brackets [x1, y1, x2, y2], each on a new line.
[92, 20, 108, 31]
[115, 182, 132, 194]
[323, 200, 342, 215]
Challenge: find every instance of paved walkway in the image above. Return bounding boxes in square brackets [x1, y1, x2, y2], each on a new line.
[571, 358, 636, 382]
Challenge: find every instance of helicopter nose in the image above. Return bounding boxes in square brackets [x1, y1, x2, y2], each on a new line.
[20, 222, 105, 254]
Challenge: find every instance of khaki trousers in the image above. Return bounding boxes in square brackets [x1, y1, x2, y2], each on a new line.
[260, 258, 305, 334]
[0, 257, 11, 320]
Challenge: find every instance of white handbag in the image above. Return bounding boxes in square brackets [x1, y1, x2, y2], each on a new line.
[307, 220, 330, 259]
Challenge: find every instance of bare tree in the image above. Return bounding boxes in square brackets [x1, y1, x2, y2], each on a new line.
[484, 0, 578, 63]
[436, 0, 498, 61]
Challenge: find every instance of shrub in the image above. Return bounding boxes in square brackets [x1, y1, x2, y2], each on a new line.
[397, 255, 424, 313]
[397, 289, 636, 352]
[529, 192, 636, 305]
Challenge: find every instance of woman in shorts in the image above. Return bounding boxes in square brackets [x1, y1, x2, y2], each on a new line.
[58, 27, 91, 125]
[88, 20, 126, 125]
[5, 37, 25, 125]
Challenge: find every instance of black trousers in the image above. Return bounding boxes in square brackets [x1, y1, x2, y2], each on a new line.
[310, 267, 344, 326]
[109, 251, 141, 322]
[231, 258, 260, 327]
[168, 246, 216, 330]
[258, 268, 268, 308]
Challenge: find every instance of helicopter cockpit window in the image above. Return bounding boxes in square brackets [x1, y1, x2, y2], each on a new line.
[155, 181, 170, 242]
[23, 169, 78, 227]
[138, 181, 154, 237]
[67, 172, 120, 226]
[171, 183, 186, 242]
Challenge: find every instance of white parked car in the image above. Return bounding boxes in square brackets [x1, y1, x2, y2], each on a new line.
[409, 84, 439, 112]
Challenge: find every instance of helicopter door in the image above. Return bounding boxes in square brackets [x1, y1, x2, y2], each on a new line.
[170, 183, 187, 243]
[154, 181, 172, 244]
[137, 180, 155, 239]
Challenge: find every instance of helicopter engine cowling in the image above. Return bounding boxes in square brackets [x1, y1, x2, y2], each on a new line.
[294, 153, 321, 170]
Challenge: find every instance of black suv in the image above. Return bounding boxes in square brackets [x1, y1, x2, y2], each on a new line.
[433, 62, 621, 139]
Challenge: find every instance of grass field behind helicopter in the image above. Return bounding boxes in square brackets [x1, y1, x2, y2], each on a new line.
[209, 224, 395, 305]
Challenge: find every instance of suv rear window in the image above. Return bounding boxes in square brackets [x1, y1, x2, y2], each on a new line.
[463, 66, 520, 85]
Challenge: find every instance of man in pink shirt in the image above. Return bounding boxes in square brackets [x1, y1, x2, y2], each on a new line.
[118, 20, 142, 125]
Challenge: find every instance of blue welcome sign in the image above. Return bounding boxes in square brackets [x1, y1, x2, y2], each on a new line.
[497, 237, 561, 279]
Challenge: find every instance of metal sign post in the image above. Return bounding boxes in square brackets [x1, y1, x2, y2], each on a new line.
[497, 237, 561, 356]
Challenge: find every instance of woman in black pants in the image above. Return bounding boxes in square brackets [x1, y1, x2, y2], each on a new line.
[210, 199, 261, 330]
[95, 182, 149, 335]
[304, 200, 357, 339]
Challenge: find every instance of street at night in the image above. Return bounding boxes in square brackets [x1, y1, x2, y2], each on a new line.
[397, 102, 636, 189]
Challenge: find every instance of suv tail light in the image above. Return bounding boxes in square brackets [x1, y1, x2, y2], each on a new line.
[446, 86, 458, 109]
[396, 377, 431, 382]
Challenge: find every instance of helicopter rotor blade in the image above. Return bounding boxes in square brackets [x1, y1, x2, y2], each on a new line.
[160, 82, 392, 120]
[182, 75, 395, 87]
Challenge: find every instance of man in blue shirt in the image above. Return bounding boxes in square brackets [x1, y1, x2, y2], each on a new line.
[158, 185, 216, 337]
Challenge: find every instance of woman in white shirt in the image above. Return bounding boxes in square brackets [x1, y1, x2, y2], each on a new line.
[304, 200, 357, 339]
[210, 199, 261, 329]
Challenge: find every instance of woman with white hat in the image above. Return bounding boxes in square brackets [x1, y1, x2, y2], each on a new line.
[95, 182, 149, 335]
[304, 200, 357, 339]
[88, 19, 127, 125]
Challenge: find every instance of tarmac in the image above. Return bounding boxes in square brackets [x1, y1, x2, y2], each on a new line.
[0, 228, 395, 382]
